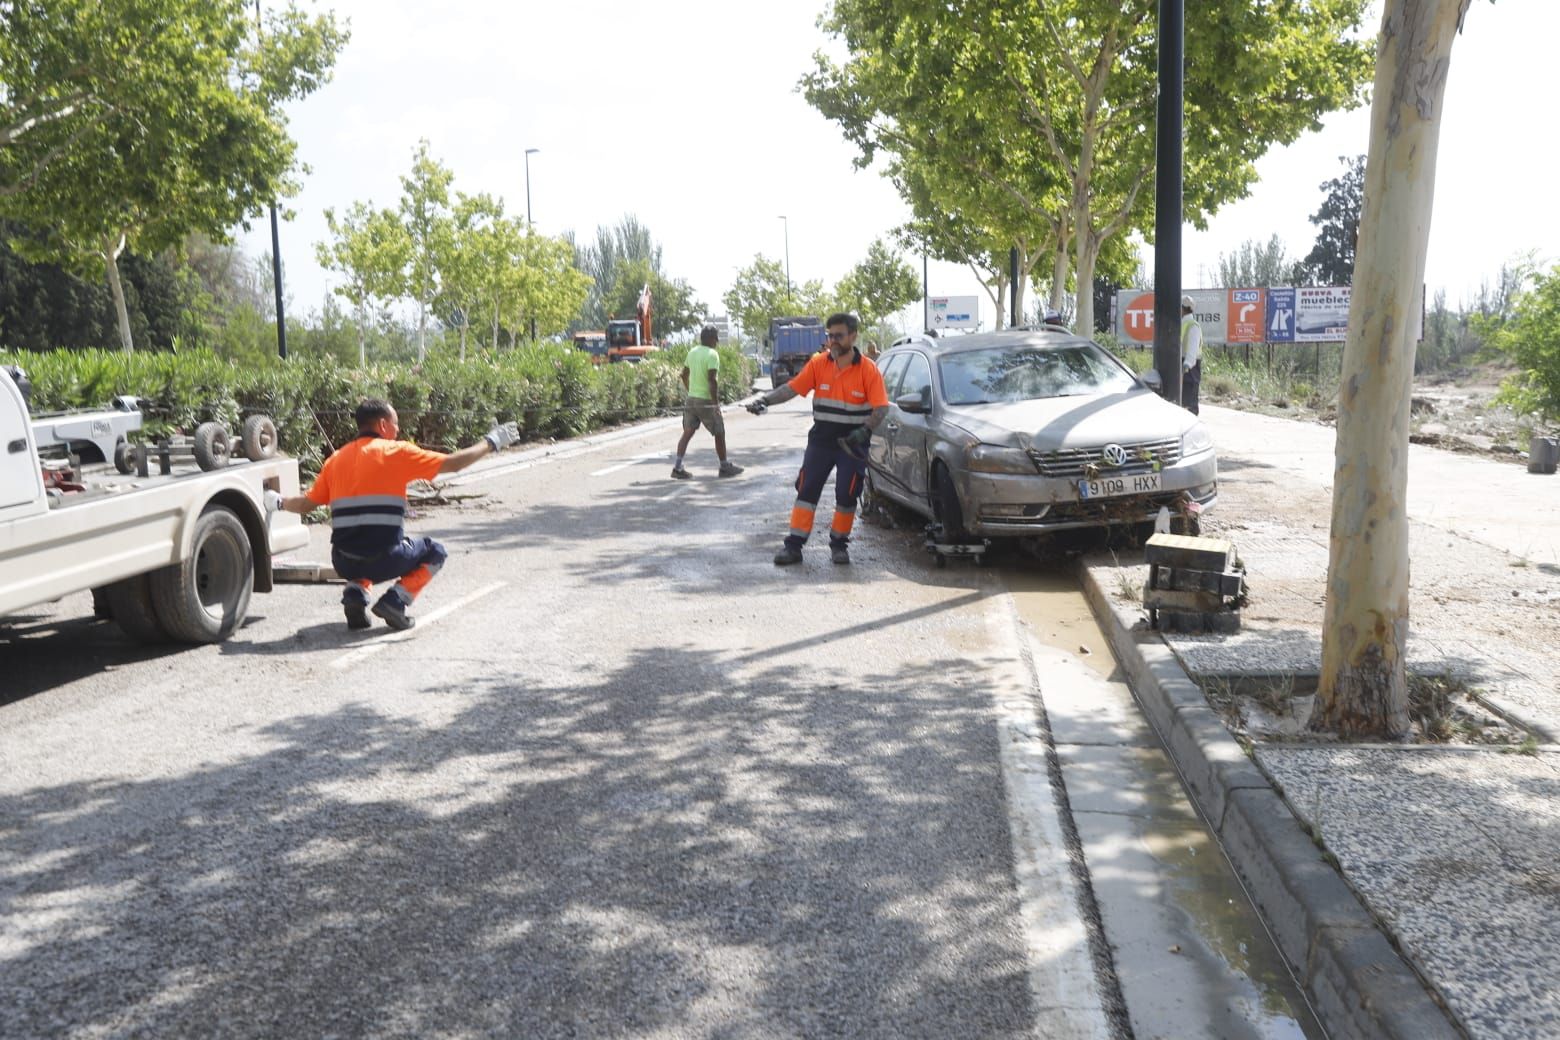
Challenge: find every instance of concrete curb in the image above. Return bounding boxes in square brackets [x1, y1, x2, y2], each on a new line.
[1076, 558, 1466, 1040]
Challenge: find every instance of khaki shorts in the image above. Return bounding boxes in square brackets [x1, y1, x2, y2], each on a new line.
[682, 396, 725, 436]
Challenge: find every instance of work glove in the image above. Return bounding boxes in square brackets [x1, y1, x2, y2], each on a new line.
[484, 421, 520, 452]
[745, 397, 769, 415]
[844, 426, 871, 448]
[263, 489, 285, 514]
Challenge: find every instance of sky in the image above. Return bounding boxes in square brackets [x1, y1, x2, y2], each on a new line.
[242, 0, 1560, 337]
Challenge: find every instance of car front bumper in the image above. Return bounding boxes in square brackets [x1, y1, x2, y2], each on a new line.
[954, 449, 1218, 537]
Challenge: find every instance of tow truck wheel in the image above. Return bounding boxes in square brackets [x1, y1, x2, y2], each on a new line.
[149, 505, 254, 643]
[239, 415, 278, 461]
[193, 422, 231, 471]
[113, 438, 134, 475]
[104, 573, 168, 643]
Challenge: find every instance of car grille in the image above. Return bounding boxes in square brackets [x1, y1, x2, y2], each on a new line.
[1026, 436, 1181, 478]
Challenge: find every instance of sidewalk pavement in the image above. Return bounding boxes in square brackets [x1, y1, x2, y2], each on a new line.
[1081, 405, 1560, 1040]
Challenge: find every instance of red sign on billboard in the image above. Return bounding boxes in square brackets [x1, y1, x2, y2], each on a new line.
[1226, 289, 1265, 344]
[1121, 292, 1156, 343]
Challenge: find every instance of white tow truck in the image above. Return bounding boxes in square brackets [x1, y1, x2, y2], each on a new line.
[1, 365, 310, 643]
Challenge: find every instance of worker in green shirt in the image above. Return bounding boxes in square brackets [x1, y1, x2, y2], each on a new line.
[671, 325, 743, 479]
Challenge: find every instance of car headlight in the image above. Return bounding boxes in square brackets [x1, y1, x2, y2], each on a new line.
[1181, 423, 1214, 456]
[967, 444, 1036, 474]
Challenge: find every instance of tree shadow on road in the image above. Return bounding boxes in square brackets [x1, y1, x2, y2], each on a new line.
[0, 643, 1072, 1039]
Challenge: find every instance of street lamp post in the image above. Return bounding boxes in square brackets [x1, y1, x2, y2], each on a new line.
[778, 215, 791, 299]
[255, 0, 286, 359]
[525, 147, 539, 341]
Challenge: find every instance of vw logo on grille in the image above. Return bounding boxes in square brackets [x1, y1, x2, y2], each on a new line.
[1100, 443, 1129, 468]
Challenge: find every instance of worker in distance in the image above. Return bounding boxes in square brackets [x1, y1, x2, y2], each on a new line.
[266, 400, 518, 630]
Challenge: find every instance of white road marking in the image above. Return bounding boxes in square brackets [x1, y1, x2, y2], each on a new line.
[657, 483, 692, 502]
[329, 581, 507, 670]
[590, 452, 667, 478]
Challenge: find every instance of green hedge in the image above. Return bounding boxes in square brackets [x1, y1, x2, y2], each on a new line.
[4, 344, 757, 476]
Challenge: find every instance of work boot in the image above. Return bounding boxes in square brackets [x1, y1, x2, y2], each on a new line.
[670, 464, 692, 479]
[717, 461, 744, 478]
[830, 542, 851, 566]
[372, 587, 415, 631]
[342, 588, 371, 630]
[773, 545, 803, 566]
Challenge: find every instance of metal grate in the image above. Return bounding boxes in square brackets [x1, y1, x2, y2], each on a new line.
[1026, 437, 1181, 478]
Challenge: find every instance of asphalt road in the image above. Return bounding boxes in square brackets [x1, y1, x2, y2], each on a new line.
[2, 401, 1120, 1039]
[2, 400, 1326, 1039]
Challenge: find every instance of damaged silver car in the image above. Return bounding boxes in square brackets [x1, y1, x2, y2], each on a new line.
[866, 329, 1217, 540]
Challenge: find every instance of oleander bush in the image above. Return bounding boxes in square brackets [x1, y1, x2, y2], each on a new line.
[3, 345, 757, 476]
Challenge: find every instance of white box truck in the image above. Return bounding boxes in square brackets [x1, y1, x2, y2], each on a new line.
[1, 365, 309, 643]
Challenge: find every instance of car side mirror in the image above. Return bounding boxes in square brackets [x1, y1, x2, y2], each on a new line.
[1140, 368, 1163, 393]
[896, 391, 928, 414]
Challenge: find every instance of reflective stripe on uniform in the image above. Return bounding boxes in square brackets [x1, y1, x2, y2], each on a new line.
[811, 399, 872, 425]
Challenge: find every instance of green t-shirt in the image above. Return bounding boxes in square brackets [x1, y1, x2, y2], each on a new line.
[685, 344, 721, 400]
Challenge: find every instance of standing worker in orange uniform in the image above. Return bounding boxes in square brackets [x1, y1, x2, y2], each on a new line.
[266, 400, 518, 630]
[746, 312, 889, 566]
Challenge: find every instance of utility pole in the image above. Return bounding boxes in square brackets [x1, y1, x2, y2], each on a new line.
[256, 0, 286, 359]
[1152, 0, 1185, 403]
[525, 147, 539, 342]
[778, 215, 791, 298]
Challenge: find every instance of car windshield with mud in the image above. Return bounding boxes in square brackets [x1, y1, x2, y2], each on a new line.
[866, 329, 1218, 543]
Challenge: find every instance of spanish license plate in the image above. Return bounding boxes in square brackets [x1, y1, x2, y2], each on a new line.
[1077, 472, 1163, 499]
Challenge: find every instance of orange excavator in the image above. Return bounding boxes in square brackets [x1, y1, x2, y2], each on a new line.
[606, 283, 658, 363]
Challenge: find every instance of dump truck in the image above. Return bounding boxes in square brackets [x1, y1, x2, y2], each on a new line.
[766, 315, 827, 385]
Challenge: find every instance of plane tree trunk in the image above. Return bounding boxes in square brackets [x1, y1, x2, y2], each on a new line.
[1314, 0, 1472, 739]
[102, 232, 133, 353]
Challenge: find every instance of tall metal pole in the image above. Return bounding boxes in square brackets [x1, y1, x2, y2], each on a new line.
[778, 215, 791, 298]
[1009, 247, 1020, 329]
[923, 253, 929, 333]
[1152, 0, 1185, 403]
[256, 0, 286, 359]
[525, 147, 539, 341]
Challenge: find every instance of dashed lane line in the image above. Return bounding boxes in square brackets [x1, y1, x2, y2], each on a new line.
[328, 581, 508, 670]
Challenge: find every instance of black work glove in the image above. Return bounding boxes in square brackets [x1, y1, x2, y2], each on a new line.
[745, 397, 769, 415]
[844, 426, 871, 447]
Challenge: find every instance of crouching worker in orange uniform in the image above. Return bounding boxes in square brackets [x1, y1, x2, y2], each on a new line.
[265, 400, 519, 630]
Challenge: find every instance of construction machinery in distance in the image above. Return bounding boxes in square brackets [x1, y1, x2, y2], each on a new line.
[606, 284, 658, 363]
[571, 330, 609, 364]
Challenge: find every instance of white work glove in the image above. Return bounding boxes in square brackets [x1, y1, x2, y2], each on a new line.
[745, 396, 769, 415]
[484, 421, 519, 452]
[263, 489, 285, 514]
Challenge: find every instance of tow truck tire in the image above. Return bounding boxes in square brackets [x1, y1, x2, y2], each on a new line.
[113, 437, 134, 474]
[239, 415, 278, 461]
[149, 506, 253, 643]
[193, 422, 230, 471]
[104, 573, 167, 643]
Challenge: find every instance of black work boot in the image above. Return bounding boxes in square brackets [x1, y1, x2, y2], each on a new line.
[371, 587, 415, 631]
[342, 589, 371, 630]
[830, 541, 851, 566]
[773, 544, 803, 566]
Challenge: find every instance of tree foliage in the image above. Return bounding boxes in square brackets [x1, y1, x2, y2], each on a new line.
[834, 238, 921, 330]
[1301, 155, 1367, 287]
[0, 0, 347, 351]
[1216, 235, 1305, 289]
[316, 201, 411, 364]
[805, 0, 1374, 334]
[397, 140, 454, 362]
[1482, 263, 1560, 428]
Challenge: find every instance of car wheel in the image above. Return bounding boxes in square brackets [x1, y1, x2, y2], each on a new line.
[931, 465, 972, 543]
[104, 573, 167, 643]
[113, 437, 135, 474]
[149, 506, 254, 643]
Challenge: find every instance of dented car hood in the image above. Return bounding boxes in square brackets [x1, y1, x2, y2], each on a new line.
[941, 390, 1198, 452]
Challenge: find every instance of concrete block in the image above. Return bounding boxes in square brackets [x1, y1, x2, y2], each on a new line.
[1308, 925, 1463, 1040]
[1163, 703, 1269, 826]
[1143, 588, 1224, 612]
[1145, 533, 1234, 571]
[1154, 566, 1245, 596]
[1218, 788, 1372, 974]
[1529, 435, 1558, 475]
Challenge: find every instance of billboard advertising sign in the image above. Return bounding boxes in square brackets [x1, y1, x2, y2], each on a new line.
[929, 295, 979, 330]
[1226, 289, 1265, 344]
[1114, 289, 1227, 344]
[1295, 286, 1351, 342]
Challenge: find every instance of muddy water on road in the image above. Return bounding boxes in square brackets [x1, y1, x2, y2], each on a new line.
[1003, 558, 1324, 1040]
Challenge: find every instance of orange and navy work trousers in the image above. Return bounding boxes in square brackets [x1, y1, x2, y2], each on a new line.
[332, 536, 448, 607]
[785, 430, 869, 550]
